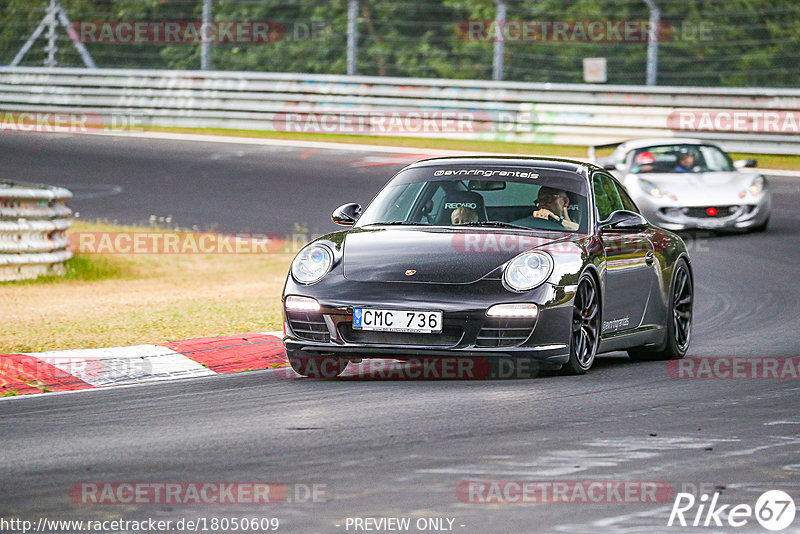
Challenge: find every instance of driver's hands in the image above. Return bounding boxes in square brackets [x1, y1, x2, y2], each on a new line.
[533, 208, 557, 221]
[533, 208, 578, 230]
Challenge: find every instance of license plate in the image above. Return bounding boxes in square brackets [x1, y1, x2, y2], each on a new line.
[352, 308, 443, 334]
[698, 220, 727, 228]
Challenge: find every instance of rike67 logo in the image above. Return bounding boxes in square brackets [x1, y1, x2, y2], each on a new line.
[668, 490, 796, 531]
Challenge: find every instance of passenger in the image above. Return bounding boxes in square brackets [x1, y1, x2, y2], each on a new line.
[533, 187, 580, 230]
[451, 205, 479, 225]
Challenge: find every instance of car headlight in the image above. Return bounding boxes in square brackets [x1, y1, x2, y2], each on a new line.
[291, 244, 333, 285]
[639, 178, 663, 198]
[285, 295, 321, 312]
[749, 175, 765, 196]
[639, 178, 678, 201]
[503, 251, 553, 292]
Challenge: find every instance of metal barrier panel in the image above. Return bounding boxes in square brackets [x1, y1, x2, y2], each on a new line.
[0, 67, 799, 154]
[0, 181, 73, 281]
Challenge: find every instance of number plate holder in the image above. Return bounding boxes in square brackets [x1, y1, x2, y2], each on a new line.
[352, 308, 443, 334]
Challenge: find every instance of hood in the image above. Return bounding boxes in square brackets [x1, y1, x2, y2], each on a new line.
[630, 171, 760, 204]
[343, 227, 568, 284]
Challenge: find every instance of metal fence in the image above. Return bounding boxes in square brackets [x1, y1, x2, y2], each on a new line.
[2, 0, 799, 88]
[1, 66, 799, 154]
[0, 180, 73, 282]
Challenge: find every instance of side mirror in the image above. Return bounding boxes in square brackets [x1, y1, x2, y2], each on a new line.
[600, 210, 648, 231]
[331, 203, 361, 226]
[734, 159, 757, 169]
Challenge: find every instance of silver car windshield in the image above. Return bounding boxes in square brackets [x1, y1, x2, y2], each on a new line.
[630, 144, 735, 174]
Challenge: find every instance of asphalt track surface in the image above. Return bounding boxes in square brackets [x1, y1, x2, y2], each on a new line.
[2, 133, 800, 534]
[0, 133, 418, 236]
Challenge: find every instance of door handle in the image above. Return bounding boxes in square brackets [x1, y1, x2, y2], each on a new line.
[645, 251, 655, 265]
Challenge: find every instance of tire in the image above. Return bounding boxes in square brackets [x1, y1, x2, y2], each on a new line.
[289, 354, 347, 378]
[562, 273, 601, 375]
[628, 259, 692, 361]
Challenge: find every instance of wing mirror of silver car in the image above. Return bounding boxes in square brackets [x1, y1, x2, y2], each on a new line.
[332, 203, 362, 226]
[734, 159, 758, 169]
[600, 210, 649, 231]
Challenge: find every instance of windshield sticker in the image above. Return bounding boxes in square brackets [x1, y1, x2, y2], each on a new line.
[433, 168, 538, 178]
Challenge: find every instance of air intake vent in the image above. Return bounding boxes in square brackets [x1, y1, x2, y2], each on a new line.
[683, 205, 740, 218]
[476, 318, 535, 347]
[287, 311, 329, 342]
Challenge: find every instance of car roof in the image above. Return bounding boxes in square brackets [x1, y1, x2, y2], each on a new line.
[405, 155, 596, 177]
[617, 138, 718, 152]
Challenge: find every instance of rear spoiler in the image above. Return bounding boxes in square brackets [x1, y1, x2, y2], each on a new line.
[587, 141, 626, 163]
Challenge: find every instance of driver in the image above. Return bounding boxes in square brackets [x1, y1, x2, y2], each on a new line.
[674, 148, 698, 173]
[633, 151, 655, 173]
[532, 187, 579, 231]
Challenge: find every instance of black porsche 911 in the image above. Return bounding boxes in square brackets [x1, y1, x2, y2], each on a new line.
[282, 156, 693, 378]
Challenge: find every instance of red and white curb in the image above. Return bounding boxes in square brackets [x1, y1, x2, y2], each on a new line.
[0, 332, 286, 397]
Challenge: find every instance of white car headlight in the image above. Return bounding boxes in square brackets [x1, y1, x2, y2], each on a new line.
[291, 244, 333, 285]
[749, 175, 765, 196]
[639, 178, 678, 201]
[503, 251, 553, 292]
[639, 178, 664, 198]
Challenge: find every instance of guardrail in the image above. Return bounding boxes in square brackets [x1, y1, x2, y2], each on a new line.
[0, 181, 73, 281]
[1, 67, 799, 154]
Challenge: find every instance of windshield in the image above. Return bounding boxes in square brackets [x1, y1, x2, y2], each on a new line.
[356, 165, 590, 233]
[629, 144, 734, 173]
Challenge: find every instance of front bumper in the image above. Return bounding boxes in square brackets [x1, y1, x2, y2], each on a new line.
[638, 195, 771, 231]
[283, 277, 574, 366]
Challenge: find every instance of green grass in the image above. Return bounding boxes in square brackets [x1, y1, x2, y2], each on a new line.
[61, 254, 132, 281]
[149, 126, 800, 171]
[731, 152, 800, 170]
[1, 221, 291, 352]
[7, 254, 133, 285]
[151, 126, 594, 157]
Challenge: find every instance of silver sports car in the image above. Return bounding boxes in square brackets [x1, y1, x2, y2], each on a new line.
[589, 138, 771, 232]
